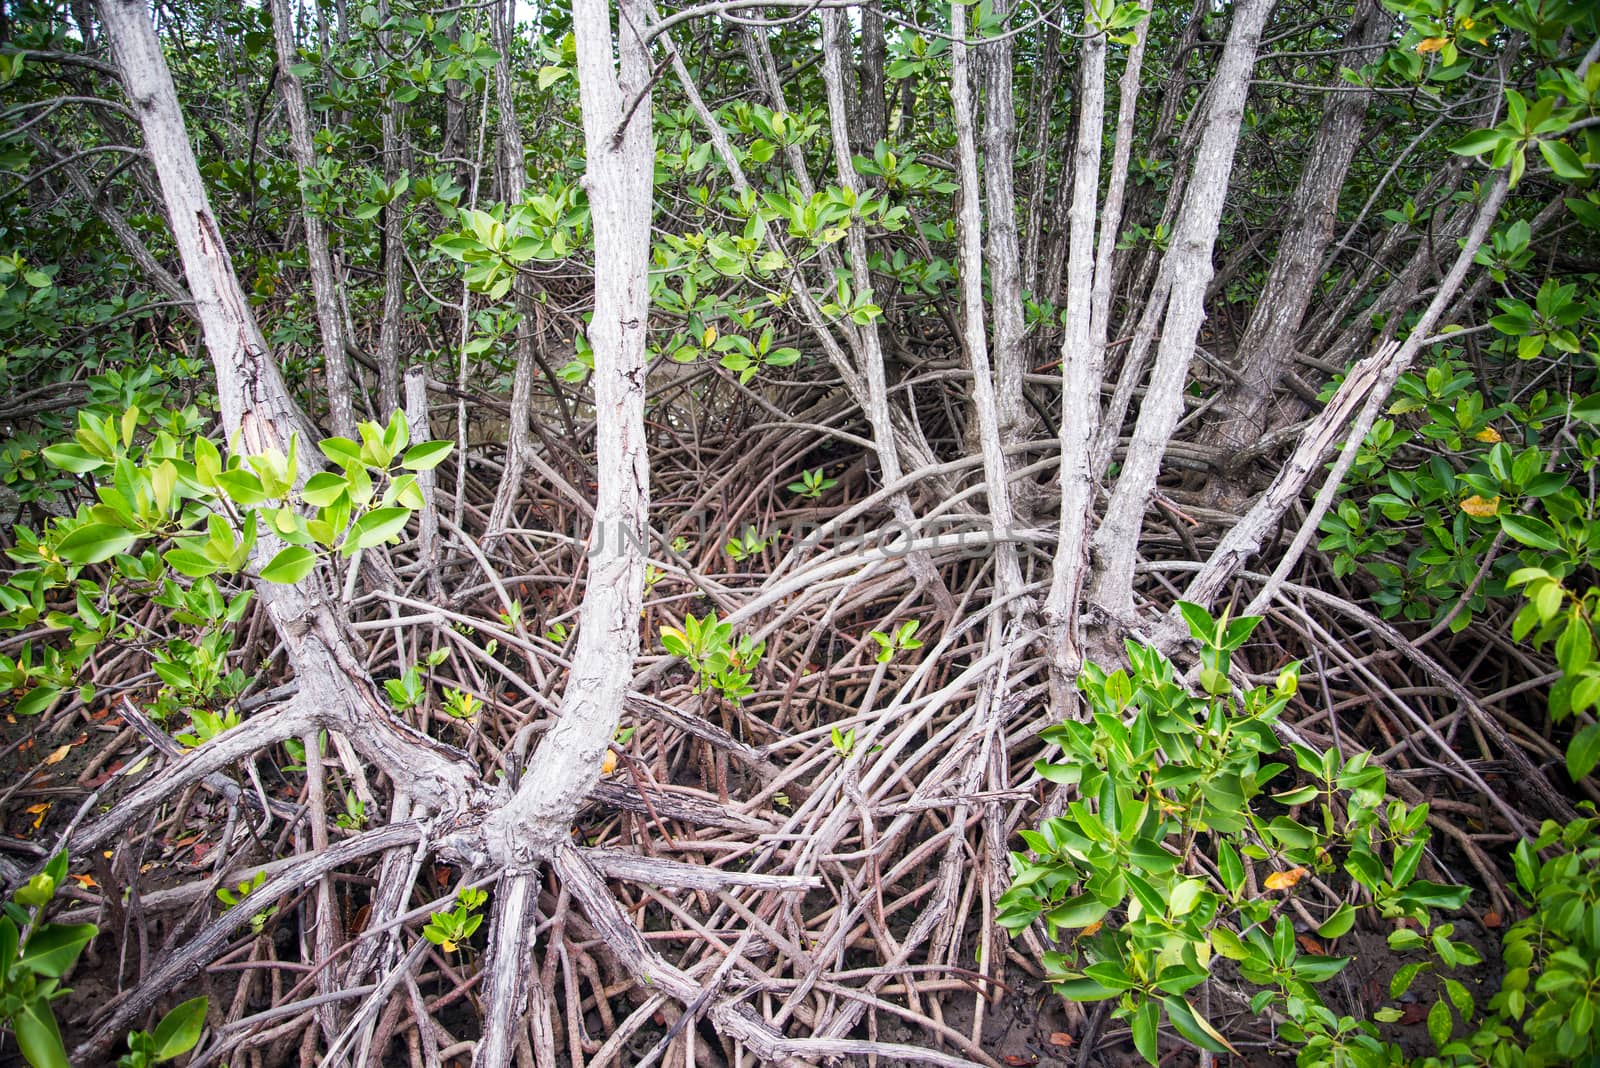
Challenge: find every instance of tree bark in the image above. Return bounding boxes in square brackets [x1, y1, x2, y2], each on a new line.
[270, 0, 356, 438]
[1200, 0, 1389, 471]
[951, 0, 1024, 602]
[1087, 0, 1271, 624]
[1043, 1, 1109, 682]
[979, 0, 1030, 450]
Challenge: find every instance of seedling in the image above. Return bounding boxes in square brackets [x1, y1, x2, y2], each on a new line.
[216, 871, 277, 935]
[442, 687, 481, 721]
[868, 619, 923, 663]
[423, 887, 487, 953]
[786, 467, 837, 499]
[116, 997, 208, 1068]
[334, 791, 366, 830]
[725, 525, 770, 562]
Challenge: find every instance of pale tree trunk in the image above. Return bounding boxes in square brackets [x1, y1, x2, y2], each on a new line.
[1088, 16, 1148, 361]
[1107, 0, 1207, 302]
[1042, 2, 1108, 685]
[822, 10, 956, 615]
[484, 0, 538, 553]
[88, 37, 480, 1066]
[472, 0, 654, 1053]
[1087, 0, 1271, 624]
[1201, 0, 1389, 470]
[270, 0, 356, 438]
[979, 0, 1030, 451]
[1161, 175, 1510, 633]
[1019, 20, 1058, 298]
[951, 0, 1023, 603]
[375, 0, 406, 418]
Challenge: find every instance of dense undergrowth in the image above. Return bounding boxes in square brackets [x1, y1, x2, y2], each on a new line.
[2, 0, 1600, 1065]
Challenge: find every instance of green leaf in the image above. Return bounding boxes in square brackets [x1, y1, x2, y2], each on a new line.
[1292, 955, 1351, 983]
[215, 469, 270, 505]
[1427, 997, 1454, 1050]
[401, 440, 453, 471]
[15, 684, 60, 717]
[1392, 961, 1430, 997]
[343, 507, 411, 552]
[164, 549, 219, 578]
[1566, 721, 1600, 781]
[301, 472, 350, 507]
[1176, 601, 1215, 643]
[150, 995, 209, 1060]
[12, 997, 69, 1068]
[319, 437, 364, 468]
[1397, 880, 1472, 911]
[260, 546, 318, 584]
[1050, 977, 1122, 1001]
[1538, 139, 1589, 181]
[1162, 996, 1234, 1054]
[18, 922, 97, 977]
[1500, 513, 1562, 551]
[1045, 894, 1110, 930]
[1448, 128, 1504, 156]
[39, 444, 105, 474]
[1130, 998, 1159, 1064]
[1317, 902, 1356, 939]
[55, 523, 136, 565]
[1216, 838, 1245, 897]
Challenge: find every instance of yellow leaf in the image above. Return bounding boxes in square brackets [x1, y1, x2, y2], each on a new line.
[24, 802, 49, 830]
[1461, 494, 1500, 518]
[1459, 16, 1474, 28]
[1264, 866, 1308, 891]
[601, 749, 618, 775]
[702, 326, 718, 348]
[1416, 36, 1448, 53]
[1077, 919, 1104, 939]
[42, 744, 71, 766]
[1474, 426, 1502, 443]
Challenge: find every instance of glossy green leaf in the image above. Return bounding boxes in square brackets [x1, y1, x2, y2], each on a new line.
[260, 546, 318, 584]
[344, 507, 411, 552]
[150, 995, 209, 1060]
[55, 523, 136, 564]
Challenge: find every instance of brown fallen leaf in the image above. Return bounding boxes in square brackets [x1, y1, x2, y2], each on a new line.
[1483, 910, 1502, 929]
[1047, 1032, 1075, 1048]
[1002, 1057, 1039, 1067]
[69, 873, 97, 889]
[1399, 1001, 1430, 1026]
[42, 744, 72, 766]
[1297, 935, 1326, 956]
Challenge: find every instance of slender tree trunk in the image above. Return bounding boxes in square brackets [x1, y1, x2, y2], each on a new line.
[1043, 2, 1109, 684]
[1200, 0, 1388, 473]
[951, 0, 1023, 601]
[1019, 21, 1059, 299]
[980, 0, 1030, 451]
[478, 0, 653, 866]
[822, 9, 956, 615]
[1087, 0, 1271, 624]
[270, 0, 356, 438]
[858, 0, 887, 149]
[484, 0, 538, 552]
